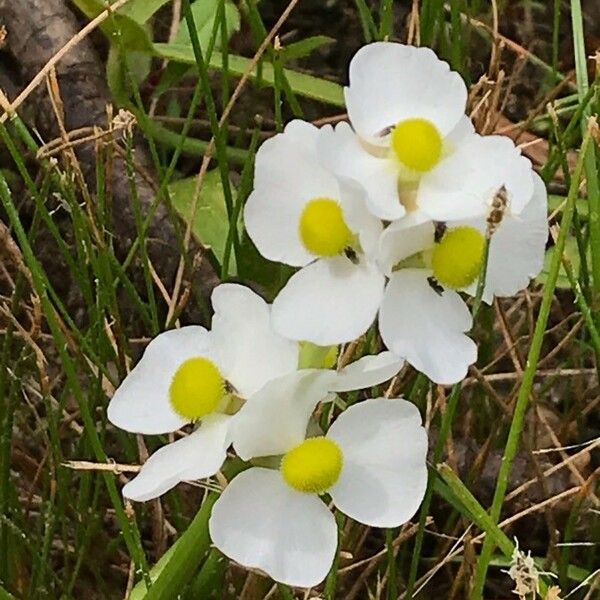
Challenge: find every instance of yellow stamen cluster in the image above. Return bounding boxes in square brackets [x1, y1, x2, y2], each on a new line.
[281, 437, 343, 494]
[299, 198, 352, 258]
[431, 226, 485, 289]
[169, 357, 225, 420]
[391, 118, 443, 172]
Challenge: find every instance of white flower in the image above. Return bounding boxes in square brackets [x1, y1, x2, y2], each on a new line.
[377, 173, 547, 384]
[107, 283, 299, 501]
[244, 119, 385, 345]
[319, 42, 534, 222]
[108, 278, 403, 501]
[209, 393, 427, 588]
[378, 214, 478, 384]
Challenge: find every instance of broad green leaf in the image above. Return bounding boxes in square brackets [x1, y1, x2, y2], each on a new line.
[70, 0, 153, 51]
[107, 45, 152, 105]
[187, 549, 228, 598]
[129, 542, 179, 599]
[279, 35, 335, 61]
[154, 0, 241, 98]
[436, 464, 550, 595]
[72, 0, 170, 26]
[237, 234, 294, 300]
[120, 0, 171, 24]
[136, 493, 218, 599]
[174, 0, 240, 47]
[537, 236, 585, 289]
[169, 170, 240, 273]
[154, 43, 345, 106]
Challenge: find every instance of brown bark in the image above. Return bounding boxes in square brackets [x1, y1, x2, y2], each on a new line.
[0, 0, 218, 323]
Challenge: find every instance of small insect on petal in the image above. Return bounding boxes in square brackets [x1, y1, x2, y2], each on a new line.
[486, 185, 509, 238]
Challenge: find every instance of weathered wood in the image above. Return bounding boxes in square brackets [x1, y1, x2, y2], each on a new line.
[0, 0, 218, 323]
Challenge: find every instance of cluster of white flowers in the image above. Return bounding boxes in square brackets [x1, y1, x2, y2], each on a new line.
[246, 41, 548, 384]
[107, 42, 548, 589]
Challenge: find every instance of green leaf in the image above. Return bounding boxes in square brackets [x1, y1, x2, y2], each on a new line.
[174, 0, 240, 47]
[0, 586, 16, 600]
[187, 549, 228, 598]
[278, 35, 335, 61]
[537, 236, 586, 289]
[70, 0, 153, 51]
[154, 43, 345, 106]
[129, 542, 179, 600]
[237, 234, 294, 299]
[107, 45, 152, 106]
[155, 0, 241, 98]
[120, 0, 171, 24]
[72, 0, 170, 26]
[169, 170, 241, 273]
[137, 493, 218, 599]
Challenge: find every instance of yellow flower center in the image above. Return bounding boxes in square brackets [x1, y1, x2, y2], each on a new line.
[299, 198, 352, 258]
[391, 118, 443, 172]
[281, 437, 343, 494]
[169, 357, 225, 421]
[431, 226, 485, 289]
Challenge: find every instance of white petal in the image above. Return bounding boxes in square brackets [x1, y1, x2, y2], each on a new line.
[445, 114, 476, 146]
[328, 398, 428, 527]
[209, 468, 337, 588]
[272, 256, 385, 346]
[319, 122, 405, 221]
[233, 369, 336, 461]
[244, 185, 314, 267]
[418, 134, 534, 221]
[245, 121, 341, 267]
[345, 43, 467, 140]
[210, 284, 299, 398]
[122, 414, 233, 502]
[331, 352, 405, 392]
[107, 326, 213, 434]
[477, 171, 548, 303]
[337, 177, 384, 258]
[378, 213, 434, 275]
[379, 269, 477, 384]
[254, 119, 320, 173]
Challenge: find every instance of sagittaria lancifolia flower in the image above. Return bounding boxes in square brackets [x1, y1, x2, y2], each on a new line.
[319, 42, 534, 222]
[107, 283, 405, 501]
[210, 395, 427, 588]
[106, 284, 299, 501]
[377, 172, 548, 384]
[244, 119, 385, 345]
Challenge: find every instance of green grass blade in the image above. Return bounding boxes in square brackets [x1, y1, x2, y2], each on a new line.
[471, 125, 593, 600]
[571, 0, 600, 297]
[0, 171, 151, 585]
